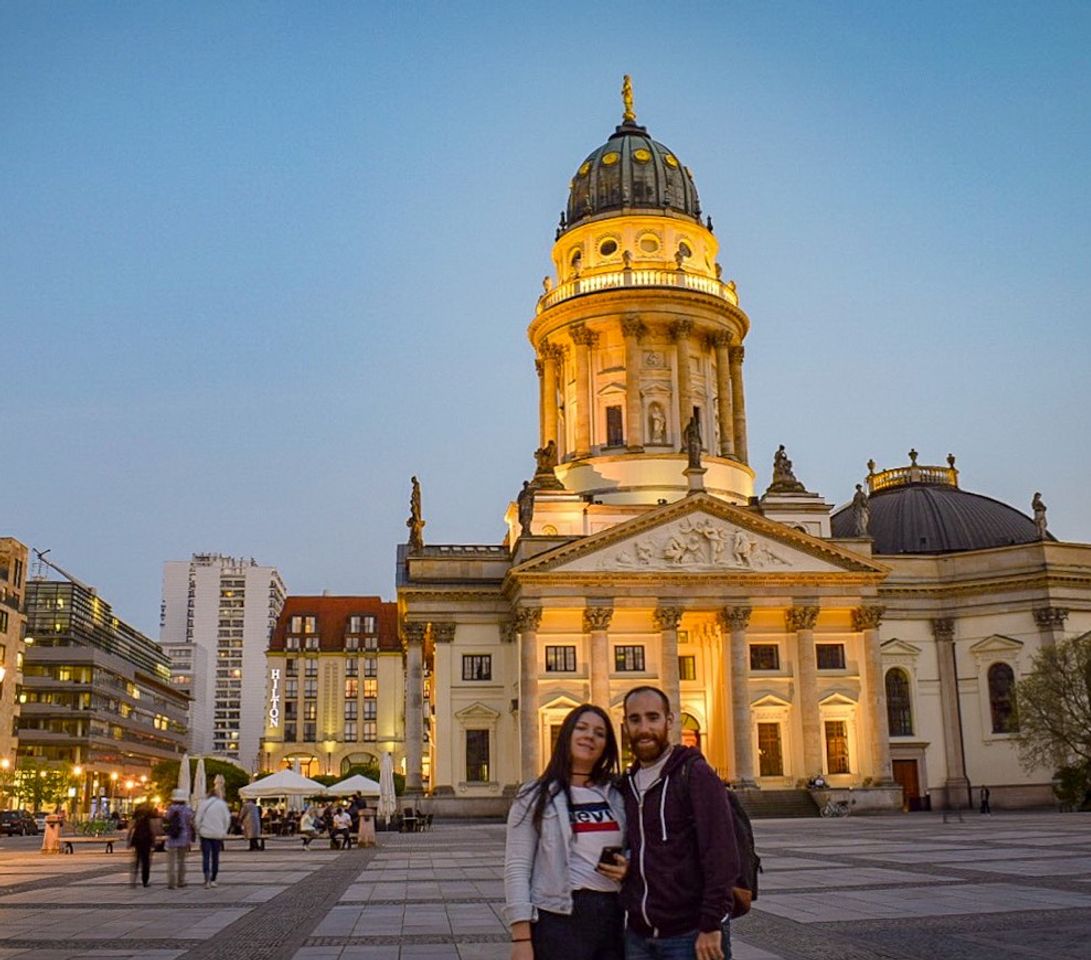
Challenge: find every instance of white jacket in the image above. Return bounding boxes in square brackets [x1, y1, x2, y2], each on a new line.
[194, 796, 232, 840]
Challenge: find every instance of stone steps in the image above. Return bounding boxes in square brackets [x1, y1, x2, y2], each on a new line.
[736, 788, 820, 819]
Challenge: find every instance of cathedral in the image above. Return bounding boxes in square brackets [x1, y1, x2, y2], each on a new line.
[396, 82, 1090, 812]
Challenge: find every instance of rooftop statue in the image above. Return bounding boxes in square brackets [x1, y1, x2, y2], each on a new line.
[1032, 492, 1048, 539]
[682, 415, 702, 470]
[516, 481, 535, 537]
[406, 475, 425, 551]
[851, 484, 870, 537]
[766, 444, 808, 494]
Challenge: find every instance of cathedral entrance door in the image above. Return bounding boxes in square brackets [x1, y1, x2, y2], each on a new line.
[892, 759, 920, 811]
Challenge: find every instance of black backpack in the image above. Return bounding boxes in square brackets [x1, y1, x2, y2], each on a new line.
[165, 807, 183, 839]
[677, 754, 762, 906]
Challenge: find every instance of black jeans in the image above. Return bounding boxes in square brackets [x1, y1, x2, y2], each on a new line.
[533, 890, 623, 960]
[131, 843, 152, 887]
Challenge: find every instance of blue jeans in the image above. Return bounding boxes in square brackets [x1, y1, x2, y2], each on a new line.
[200, 838, 221, 881]
[625, 922, 731, 960]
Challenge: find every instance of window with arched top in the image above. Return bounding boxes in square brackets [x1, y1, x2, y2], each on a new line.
[988, 662, 1018, 733]
[885, 668, 913, 737]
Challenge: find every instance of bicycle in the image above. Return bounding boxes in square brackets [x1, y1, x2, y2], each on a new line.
[821, 798, 853, 818]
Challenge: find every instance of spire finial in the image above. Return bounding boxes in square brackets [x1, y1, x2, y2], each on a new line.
[622, 74, 636, 123]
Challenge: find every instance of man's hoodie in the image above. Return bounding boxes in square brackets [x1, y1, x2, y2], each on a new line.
[620, 745, 740, 938]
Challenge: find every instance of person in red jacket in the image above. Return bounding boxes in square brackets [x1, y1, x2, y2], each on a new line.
[620, 686, 741, 960]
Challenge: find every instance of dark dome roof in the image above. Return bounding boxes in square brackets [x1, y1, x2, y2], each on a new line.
[831, 482, 1050, 554]
[564, 121, 702, 231]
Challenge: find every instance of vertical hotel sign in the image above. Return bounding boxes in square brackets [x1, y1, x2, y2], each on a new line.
[268, 668, 281, 728]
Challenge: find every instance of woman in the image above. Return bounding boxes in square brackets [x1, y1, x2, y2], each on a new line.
[194, 785, 232, 889]
[300, 804, 320, 849]
[127, 802, 158, 888]
[504, 704, 627, 960]
[356, 797, 376, 848]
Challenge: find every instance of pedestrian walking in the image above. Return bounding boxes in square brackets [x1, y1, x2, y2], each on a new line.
[127, 802, 159, 888]
[240, 798, 263, 850]
[620, 686, 742, 960]
[357, 798, 376, 848]
[979, 785, 992, 815]
[164, 789, 195, 889]
[504, 703, 627, 960]
[194, 785, 232, 889]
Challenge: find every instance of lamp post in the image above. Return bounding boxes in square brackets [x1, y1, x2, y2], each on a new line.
[109, 771, 118, 815]
[72, 765, 83, 818]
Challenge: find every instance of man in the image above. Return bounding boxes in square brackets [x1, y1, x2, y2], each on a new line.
[331, 805, 352, 849]
[239, 798, 262, 851]
[164, 789, 195, 890]
[621, 685, 741, 960]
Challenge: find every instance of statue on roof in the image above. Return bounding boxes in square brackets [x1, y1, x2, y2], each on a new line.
[517, 481, 535, 537]
[1032, 492, 1048, 539]
[622, 74, 635, 123]
[407, 476, 425, 551]
[682, 415, 703, 470]
[766, 444, 808, 495]
[851, 484, 870, 537]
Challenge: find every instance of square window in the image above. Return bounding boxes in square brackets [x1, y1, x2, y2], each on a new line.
[344, 720, 357, 741]
[750, 644, 780, 671]
[462, 655, 492, 681]
[817, 644, 846, 670]
[614, 645, 645, 672]
[363, 721, 376, 741]
[678, 655, 696, 681]
[545, 645, 577, 672]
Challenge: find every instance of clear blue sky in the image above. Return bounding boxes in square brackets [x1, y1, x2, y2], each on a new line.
[3, 2, 1089, 636]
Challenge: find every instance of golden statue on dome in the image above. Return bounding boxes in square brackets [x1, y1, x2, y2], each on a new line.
[622, 74, 636, 123]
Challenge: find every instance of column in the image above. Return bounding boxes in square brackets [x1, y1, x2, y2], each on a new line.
[1033, 606, 1069, 646]
[540, 342, 562, 452]
[932, 618, 969, 805]
[719, 606, 755, 786]
[786, 606, 821, 775]
[853, 606, 892, 783]
[571, 324, 598, 457]
[584, 606, 614, 708]
[429, 622, 456, 792]
[516, 606, 544, 780]
[621, 315, 645, 451]
[671, 320, 694, 430]
[653, 605, 684, 741]
[728, 345, 749, 464]
[403, 621, 427, 793]
[709, 331, 736, 458]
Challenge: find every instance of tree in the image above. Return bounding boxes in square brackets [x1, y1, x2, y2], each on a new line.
[1016, 632, 1091, 804]
[150, 757, 251, 806]
[12, 758, 70, 811]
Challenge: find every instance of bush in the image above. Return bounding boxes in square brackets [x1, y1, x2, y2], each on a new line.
[1052, 763, 1091, 812]
[151, 758, 251, 806]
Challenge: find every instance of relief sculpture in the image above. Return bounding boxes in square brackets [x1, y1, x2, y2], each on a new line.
[609, 517, 791, 571]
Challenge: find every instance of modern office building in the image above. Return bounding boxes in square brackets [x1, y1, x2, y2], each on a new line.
[160, 554, 286, 768]
[259, 596, 407, 778]
[19, 577, 188, 800]
[0, 538, 29, 773]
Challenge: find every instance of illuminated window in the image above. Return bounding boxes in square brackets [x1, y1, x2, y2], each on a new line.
[545, 646, 576, 672]
[614, 645, 645, 672]
[363, 721, 376, 742]
[757, 723, 783, 777]
[345, 678, 358, 699]
[678, 655, 696, 681]
[824, 721, 850, 774]
[363, 679, 377, 698]
[462, 655, 492, 681]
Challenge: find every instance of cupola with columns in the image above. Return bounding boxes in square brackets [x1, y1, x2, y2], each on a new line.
[528, 78, 755, 507]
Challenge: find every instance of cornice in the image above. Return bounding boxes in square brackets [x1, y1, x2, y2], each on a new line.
[876, 571, 1091, 601]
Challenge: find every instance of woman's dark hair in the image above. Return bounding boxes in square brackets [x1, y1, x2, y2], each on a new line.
[519, 703, 619, 831]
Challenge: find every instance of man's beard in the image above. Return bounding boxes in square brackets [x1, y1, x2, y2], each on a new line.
[632, 733, 669, 763]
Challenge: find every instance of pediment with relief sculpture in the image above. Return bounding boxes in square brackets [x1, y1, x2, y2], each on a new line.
[511, 493, 887, 578]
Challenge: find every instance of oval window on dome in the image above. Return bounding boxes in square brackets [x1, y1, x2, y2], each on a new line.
[664, 154, 679, 168]
[570, 248, 583, 267]
[639, 234, 659, 253]
[578, 161, 591, 177]
[599, 239, 618, 257]
[633, 148, 652, 163]
[601, 151, 620, 166]
[678, 241, 692, 258]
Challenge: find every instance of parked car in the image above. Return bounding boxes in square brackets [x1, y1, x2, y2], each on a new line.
[0, 810, 39, 836]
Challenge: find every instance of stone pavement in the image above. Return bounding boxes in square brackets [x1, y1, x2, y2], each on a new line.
[0, 812, 1088, 960]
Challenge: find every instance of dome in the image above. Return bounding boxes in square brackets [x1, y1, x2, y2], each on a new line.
[564, 120, 702, 232]
[831, 456, 1051, 554]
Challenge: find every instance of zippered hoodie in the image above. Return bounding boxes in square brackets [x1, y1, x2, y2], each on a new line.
[620, 746, 740, 938]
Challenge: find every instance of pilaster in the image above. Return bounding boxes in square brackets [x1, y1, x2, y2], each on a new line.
[852, 605, 892, 783]
[719, 605, 754, 785]
[583, 606, 614, 709]
[653, 605, 684, 741]
[786, 605, 821, 775]
[515, 606, 544, 780]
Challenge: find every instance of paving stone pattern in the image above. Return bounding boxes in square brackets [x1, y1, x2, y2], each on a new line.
[0, 812, 1088, 960]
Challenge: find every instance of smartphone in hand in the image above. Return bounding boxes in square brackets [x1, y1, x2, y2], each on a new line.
[597, 845, 623, 866]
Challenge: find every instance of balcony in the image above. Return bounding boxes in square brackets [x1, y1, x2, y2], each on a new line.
[536, 267, 738, 314]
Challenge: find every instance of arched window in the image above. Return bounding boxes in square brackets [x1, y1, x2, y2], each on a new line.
[885, 668, 913, 737]
[988, 663, 1018, 733]
[680, 713, 701, 751]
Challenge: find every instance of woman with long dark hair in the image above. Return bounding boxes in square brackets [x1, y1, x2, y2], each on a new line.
[504, 704, 627, 960]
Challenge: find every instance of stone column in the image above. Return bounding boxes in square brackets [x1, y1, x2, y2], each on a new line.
[403, 621, 427, 793]
[653, 605, 684, 741]
[709, 331, 736, 459]
[584, 606, 614, 708]
[670, 320, 694, 431]
[720, 605, 755, 785]
[621, 315, 645, 451]
[786, 606, 821, 775]
[540, 343, 563, 453]
[728, 345, 748, 464]
[516, 607, 544, 780]
[571, 324, 598, 458]
[1033, 606, 1069, 647]
[932, 618, 969, 806]
[853, 606, 892, 783]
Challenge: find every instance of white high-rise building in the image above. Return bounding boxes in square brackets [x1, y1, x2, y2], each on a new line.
[160, 554, 286, 768]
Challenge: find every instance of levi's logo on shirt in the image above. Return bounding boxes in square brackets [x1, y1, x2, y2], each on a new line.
[569, 800, 620, 833]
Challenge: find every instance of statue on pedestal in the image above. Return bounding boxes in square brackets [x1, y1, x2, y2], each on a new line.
[516, 481, 535, 537]
[682, 415, 702, 470]
[1032, 492, 1048, 539]
[406, 476, 425, 551]
[851, 484, 870, 537]
[766, 444, 807, 494]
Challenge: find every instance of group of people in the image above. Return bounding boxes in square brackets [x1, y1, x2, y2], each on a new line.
[298, 795, 376, 849]
[505, 685, 748, 960]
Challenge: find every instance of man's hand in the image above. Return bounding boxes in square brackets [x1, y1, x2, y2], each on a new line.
[510, 941, 533, 960]
[595, 853, 628, 882]
[695, 930, 723, 960]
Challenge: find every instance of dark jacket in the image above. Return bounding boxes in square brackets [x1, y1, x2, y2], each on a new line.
[620, 746, 740, 938]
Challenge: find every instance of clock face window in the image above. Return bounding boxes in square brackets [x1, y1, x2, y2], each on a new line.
[599, 239, 618, 257]
[639, 235, 659, 253]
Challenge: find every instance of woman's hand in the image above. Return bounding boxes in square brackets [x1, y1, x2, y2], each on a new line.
[595, 853, 628, 882]
[510, 940, 534, 960]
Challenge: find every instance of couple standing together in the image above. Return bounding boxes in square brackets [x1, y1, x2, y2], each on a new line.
[505, 685, 745, 960]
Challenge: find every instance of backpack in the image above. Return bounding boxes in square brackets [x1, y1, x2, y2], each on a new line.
[677, 754, 762, 915]
[165, 807, 183, 839]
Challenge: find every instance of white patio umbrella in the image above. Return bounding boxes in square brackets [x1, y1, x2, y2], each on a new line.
[192, 756, 207, 808]
[176, 753, 191, 797]
[378, 752, 397, 824]
[326, 774, 381, 797]
[237, 768, 328, 799]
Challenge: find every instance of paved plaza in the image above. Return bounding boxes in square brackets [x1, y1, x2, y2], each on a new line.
[0, 812, 1089, 960]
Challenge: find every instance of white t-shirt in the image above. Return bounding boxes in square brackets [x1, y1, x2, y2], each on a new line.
[567, 785, 623, 893]
[633, 746, 674, 797]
